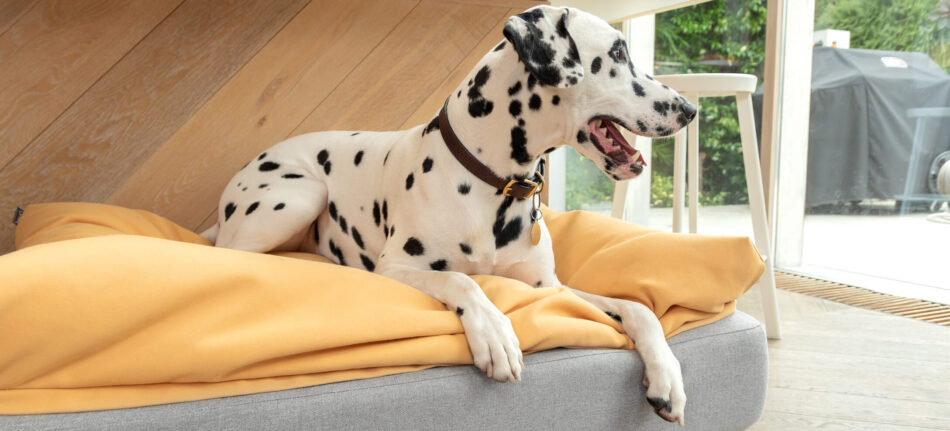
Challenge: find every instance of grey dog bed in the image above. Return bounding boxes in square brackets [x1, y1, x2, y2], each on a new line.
[1, 311, 767, 431]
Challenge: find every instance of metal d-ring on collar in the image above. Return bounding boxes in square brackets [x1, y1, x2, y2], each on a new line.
[438, 97, 545, 200]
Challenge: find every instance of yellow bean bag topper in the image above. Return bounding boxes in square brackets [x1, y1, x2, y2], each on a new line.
[0, 202, 763, 414]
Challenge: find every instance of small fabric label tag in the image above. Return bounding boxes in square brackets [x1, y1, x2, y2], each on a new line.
[12, 206, 24, 226]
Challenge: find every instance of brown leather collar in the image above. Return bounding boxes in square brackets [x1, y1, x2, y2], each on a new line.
[438, 97, 544, 199]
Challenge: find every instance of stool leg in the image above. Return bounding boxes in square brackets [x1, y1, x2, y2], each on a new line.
[686, 95, 700, 233]
[736, 92, 782, 339]
[672, 128, 687, 233]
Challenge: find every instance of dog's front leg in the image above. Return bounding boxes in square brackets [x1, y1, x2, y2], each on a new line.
[569, 287, 686, 426]
[378, 264, 523, 382]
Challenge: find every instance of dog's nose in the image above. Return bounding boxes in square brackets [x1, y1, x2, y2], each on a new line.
[680, 102, 697, 121]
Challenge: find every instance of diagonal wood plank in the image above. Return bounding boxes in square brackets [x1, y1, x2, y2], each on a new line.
[0, 0, 311, 254]
[0, 0, 182, 169]
[0, 0, 35, 36]
[292, 0, 509, 134]
[106, 0, 419, 231]
[399, 8, 517, 129]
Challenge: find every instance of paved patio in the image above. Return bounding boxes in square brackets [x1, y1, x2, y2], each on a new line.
[582, 203, 950, 305]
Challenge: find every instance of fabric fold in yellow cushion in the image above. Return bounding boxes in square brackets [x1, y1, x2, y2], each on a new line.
[0, 203, 763, 414]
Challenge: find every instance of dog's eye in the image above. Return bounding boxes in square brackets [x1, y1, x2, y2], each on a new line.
[612, 47, 627, 63]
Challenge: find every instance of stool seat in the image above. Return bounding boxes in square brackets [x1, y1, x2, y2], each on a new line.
[655, 73, 758, 96]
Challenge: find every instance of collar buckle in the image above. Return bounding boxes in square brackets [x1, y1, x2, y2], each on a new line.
[501, 171, 545, 199]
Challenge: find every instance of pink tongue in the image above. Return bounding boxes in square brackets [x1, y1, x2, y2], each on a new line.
[587, 119, 646, 166]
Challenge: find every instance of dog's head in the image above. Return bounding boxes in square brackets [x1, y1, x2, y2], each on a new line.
[503, 6, 696, 179]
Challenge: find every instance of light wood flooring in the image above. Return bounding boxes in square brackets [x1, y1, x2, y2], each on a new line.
[738, 285, 950, 430]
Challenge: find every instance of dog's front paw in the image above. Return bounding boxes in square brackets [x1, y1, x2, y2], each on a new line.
[460, 307, 523, 383]
[642, 352, 686, 426]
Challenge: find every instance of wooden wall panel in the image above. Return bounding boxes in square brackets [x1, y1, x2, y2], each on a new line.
[107, 0, 419, 231]
[0, 0, 541, 254]
[0, 0, 35, 35]
[0, 0, 182, 168]
[292, 0, 509, 133]
[0, 0, 309, 251]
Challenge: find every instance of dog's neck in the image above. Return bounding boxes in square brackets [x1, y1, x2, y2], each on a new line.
[443, 42, 570, 182]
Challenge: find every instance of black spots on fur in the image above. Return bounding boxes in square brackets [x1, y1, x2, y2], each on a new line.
[384, 150, 391, 165]
[518, 118, 525, 127]
[258, 184, 268, 189]
[384, 225, 390, 238]
[274, 203, 285, 211]
[467, 65, 494, 118]
[429, 259, 448, 271]
[510, 127, 530, 165]
[457, 90, 461, 98]
[328, 202, 338, 221]
[494, 41, 506, 52]
[224, 203, 237, 221]
[493, 197, 524, 249]
[577, 129, 588, 144]
[508, 81, 522, 96]
[653, 100, 670, 116]
[637, 120, 648, 133]
[603, 157, 616, 172]
[317, 149, 329, 166]
[423, 117, 439, 136]
[313, 224, 320, 244]
[360, 254, 376, 272]
[605, 310, 623, 323]
[354, 150, 364, 166]
[389, 225, 395, 237]
[556, 13, 570, 38]
[456, 307, 464, 316]
[373, 201, 381, 226]
[535, 280, 543, 287]
[589, 133, 602, 152]
[282, 173, 303, 179]
[567, 76, 578, 86]
[655, 126, 673, 136]
[509, 100, 522, 118]
[323, 161, 332, 175]
[352, 227, 365, 249]
[458, 183, 471, 194]
[382, 200, 389, 221]
[351, 132, 360, 136]
[527, 74, 537, 91]
[633, 82, 646, 97]
[328, 239, 346, 266]
[528, 94, 542, 111]
[544, 147, 556, 154]
[646, 74, 655, 81]
[339, 216, 348, 235]
[257, 153, 267, 161]
[242, 187, 248, 192]
[591, 56, 602, 74]
[459, 243, 472, 254]
[245, 202, 259, 216]
[551, 95, 560, 106]
[259, 161, 280, 172]
[405, 173, 414, 190]
[609, 69, 618, 79]
[422, 157, 433, 173]
[561, 57, 576, 69]
[403, 237, 425, 256]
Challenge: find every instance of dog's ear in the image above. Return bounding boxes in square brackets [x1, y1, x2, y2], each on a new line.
[503, 6, 584, 88]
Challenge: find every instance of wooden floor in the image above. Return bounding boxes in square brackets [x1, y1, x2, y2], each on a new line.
[0, 0, 542, 254]
[738, 285, 950, 430]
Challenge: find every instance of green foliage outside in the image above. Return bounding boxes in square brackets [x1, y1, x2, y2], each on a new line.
[816, 0, 950, 71]
[565, 0, 949, 211]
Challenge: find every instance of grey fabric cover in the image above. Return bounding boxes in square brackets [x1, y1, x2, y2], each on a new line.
[754, 47, 950, 205]
[0, 311, 767, 431]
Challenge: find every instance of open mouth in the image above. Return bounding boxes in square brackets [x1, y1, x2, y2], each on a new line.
[587, 116, 647, 170]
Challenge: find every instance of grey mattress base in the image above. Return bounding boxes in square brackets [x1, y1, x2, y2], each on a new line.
[1, 311, 768, 431]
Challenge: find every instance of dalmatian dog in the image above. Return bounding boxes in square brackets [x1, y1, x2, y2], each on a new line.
[203, 5, 696, 425]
